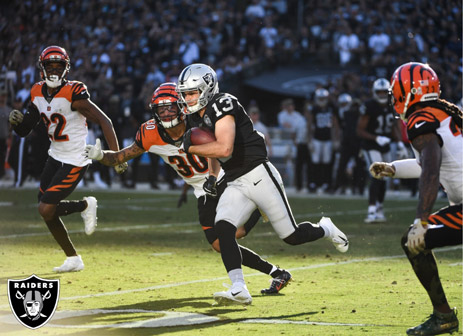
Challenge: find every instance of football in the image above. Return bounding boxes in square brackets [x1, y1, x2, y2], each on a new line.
[190, 127, 216, 145]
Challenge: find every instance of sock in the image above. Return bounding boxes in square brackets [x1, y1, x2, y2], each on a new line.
[228, 268, 245, 285]
[239, 245, 273, 274]
[283, 221, 324, 245]
[270, 266, 283, 278]
[216, 220, 242, 272]
[368, 205, 376, 214]
[44, 217, 77, 256]
[55, 200, 87, 217]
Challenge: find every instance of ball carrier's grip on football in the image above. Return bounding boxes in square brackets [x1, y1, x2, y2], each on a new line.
[189, 127, 216, 145]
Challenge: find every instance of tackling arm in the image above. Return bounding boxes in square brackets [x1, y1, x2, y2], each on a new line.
[100, 142, 146, 167]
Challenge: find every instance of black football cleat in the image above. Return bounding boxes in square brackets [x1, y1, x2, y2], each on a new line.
[406, 308, 459, 335]
[261, 270, 292, 294]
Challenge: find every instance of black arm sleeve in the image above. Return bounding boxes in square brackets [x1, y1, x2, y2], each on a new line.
[13, 103, 41, 137]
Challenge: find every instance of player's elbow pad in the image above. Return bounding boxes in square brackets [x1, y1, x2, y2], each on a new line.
[392, 159, 422, 178]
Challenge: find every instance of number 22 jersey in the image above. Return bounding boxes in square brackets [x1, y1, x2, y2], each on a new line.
[30, 80, 91, 167]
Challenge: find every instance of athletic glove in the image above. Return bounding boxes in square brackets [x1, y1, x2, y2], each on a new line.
[203, 175, 217, 198]
[376, 136, 391, 146]
[83, 139, 104, 160]
[9, 110, 24, 126]
[406, 219, 428, 255]
[114, 162, 128, 174]
[177, 192, 187, 208]
[181, 129, 192, 153]
[369, 162, 395, 179]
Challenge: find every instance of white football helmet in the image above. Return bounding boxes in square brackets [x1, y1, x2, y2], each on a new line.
[176, 63, 219, 114]
[372, 78, 389, 104]
[314, 88, 329, 107]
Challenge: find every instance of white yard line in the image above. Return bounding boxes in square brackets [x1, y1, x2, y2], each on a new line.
[1, 246, 458, 310]
[0, 207, 417, 239]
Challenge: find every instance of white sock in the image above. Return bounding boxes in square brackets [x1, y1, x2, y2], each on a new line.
[269, 265, 278, 275]
[368, 205, 376, 214]
[228, 268, 245, 285]
[318, 217, 331, 238]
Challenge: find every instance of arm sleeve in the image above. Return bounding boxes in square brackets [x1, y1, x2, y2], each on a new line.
[392, 159, 422, 179]
[13, 103, 41, 137]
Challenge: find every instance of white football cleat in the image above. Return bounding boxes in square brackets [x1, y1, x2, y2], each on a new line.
[364, 212, 377, 223]
[213, 282, 252, 306]
[319, 217, 349, 253]
[53, 255, 84, 273]
[81, 196, 97, 235]
[375, 206, 387, 222]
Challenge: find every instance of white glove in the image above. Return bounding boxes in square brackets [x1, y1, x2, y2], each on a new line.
[406, 219, 428, 255]
[396, 141, 408, 159]
[83, 138, 104, 160]
[376, 136, 391, 146]
[9, 110, 24, 126]
[114, 162, 128, 175]
[369, 162, 395, 179]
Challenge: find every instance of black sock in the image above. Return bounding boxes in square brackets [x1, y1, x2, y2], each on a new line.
[243, 209, 261, 235]
[239, 245, 273, 274]
[401, 234, 448, 308]
[283, 221, 324, 245]
[44, 217, 77, 256]
[55, 200, 87, 217]
[216, 220, 242, 272]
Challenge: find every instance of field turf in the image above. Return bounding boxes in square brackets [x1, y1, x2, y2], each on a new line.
[0, 188, 461, 335]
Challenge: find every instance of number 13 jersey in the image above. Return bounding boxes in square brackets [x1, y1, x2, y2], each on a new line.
[30, 80, 91, 167]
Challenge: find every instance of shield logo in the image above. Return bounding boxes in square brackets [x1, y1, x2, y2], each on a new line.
[8, 274, 60, 329]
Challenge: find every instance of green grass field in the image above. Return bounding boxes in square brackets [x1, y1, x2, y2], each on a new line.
[0, 188, 461, 335]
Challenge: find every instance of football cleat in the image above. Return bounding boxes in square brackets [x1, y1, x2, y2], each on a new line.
[319, 217, 349, 253]
[261, 270, 292, 294]
[406, 308, 459, 335]
[213, 282, 252, 306]
[53, 255, 84, 273]
[81, 196, 97, 235]
[364, 212, 378, 223]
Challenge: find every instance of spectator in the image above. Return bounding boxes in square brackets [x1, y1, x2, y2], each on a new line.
[249, 106, 272, 157]
[0, 89, 11, 179]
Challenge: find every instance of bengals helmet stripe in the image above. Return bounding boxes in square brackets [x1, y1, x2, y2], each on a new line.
[149, 82, 183, 129]
[389, 62, 440, 120]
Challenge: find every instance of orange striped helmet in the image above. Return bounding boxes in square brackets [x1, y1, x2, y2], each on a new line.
[149, 82, 184, 128]
[389, 62, 440, 119]
[38, 46, 71, 88]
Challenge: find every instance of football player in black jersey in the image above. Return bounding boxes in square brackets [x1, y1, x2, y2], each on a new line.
[178, 63, 349, 306]
[357, 78, 404, 223]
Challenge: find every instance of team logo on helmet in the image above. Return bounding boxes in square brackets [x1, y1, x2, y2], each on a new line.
[8, 275, 59, 329]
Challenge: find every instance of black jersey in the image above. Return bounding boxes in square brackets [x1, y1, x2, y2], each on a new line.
[310, 104, 337, 141]
[186, 92, 268, 180]
[359, 99, 395, 152]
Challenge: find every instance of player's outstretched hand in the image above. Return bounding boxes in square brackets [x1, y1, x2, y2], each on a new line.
[83, 139, 104, 160]
[369, 162, 395, 179]
[9, 110, 24, 126]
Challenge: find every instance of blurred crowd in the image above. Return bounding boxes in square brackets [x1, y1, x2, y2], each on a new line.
[0, 0, 461, 189]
